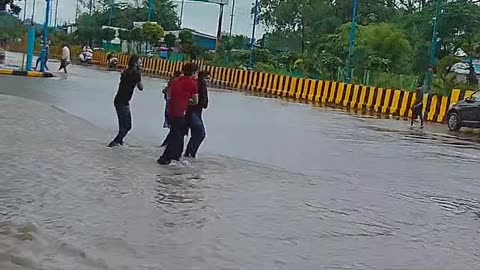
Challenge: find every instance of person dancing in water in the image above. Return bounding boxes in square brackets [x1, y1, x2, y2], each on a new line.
[184, 70, 209, 158]
[161, 71, 182, 147]
[157, 63, 198, 165]
[108, 55, 143, 147]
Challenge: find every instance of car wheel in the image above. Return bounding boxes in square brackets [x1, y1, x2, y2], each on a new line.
[447, 112, 461, 131]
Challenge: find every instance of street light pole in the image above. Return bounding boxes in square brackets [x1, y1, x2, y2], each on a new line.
[229, 0, 236, 36]
[179, 0, 185, 28]
[215, 3, 225, 50]
[426, 0, 442, 94]
[54, 0, 59, 27]
[346, 0, 359, 83]
[148, 0, 153, 21]
[248, 0, 259, 69]
[41, 0, 52, 72]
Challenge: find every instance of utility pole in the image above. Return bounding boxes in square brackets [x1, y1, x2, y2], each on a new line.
[148, 0, 153, 21]
[54, 0, 59, 27]
[31, 0, 36, 21]
[248, 0, 259, 69]
[23, 0, 28, 21]
[216, 3, 225, 50]
[426, 0, 442, 94]
[179, 0, 185, 28]
[228, 0, 235, 36]
[41, 0, 52, 72]
[345, 0, 359, 83]
[109, 0, 114, 25]
[75, 0, 79, 23]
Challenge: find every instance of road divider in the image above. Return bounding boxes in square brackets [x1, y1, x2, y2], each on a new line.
[0, 69, 53, 78]
[92, 52, 470, 124]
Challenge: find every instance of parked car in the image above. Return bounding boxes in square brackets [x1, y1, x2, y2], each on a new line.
[447, 90, 480, 131]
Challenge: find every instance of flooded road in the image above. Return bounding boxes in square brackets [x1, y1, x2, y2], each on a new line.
[1, 52, 480, 269]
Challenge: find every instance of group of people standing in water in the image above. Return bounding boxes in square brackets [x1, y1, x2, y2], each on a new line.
[107, 54, 209, 165]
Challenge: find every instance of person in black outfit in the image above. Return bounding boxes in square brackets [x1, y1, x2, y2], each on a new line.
[108, 55, 143, 147]
[184, 70, 209, 158]
[410, 83, 424, 129]
[161, 71, 183, 148]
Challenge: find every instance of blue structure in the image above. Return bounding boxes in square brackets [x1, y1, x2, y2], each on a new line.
[165, 29, 217, 51]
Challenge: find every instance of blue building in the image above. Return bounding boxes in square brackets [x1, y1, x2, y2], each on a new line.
[165, 29, 217, 51]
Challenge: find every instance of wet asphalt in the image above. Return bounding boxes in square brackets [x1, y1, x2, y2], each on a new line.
[1, 51, 480, 269]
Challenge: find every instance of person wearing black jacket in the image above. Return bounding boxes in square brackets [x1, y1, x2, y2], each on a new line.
[184, 71, 209, 158]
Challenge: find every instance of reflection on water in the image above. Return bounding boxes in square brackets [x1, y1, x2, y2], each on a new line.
[2, 94, 480, 269]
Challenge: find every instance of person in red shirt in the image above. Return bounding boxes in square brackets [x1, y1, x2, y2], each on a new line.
[157, 63, 198, 165]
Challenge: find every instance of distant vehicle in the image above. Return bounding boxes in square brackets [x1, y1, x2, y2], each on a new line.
[0, 49, 5, 61]
[447, 90, 480, 131]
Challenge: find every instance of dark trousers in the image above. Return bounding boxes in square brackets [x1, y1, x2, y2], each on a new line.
[34, 57, 49, 71]
[185, 113, 206, 158]
[59, 59, 68, 73]
[113, 103, 132, 144]
[159, 117, 187, 162]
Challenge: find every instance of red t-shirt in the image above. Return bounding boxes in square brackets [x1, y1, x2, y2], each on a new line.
[168, 76, 198, 118]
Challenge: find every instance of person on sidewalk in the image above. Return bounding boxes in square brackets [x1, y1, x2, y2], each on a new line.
[161, 70, 183, 148]
[157, 63, 198, 165]
[59, 44, 71, 73]
[410, 83, 424, 129]
[108, 55, 143, 147]
[184, 70, 210, 158]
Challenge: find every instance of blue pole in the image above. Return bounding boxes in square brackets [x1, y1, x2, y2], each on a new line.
[346, 0, 359, 83]
[248, 0, 259, 69]
[26, 25, 36, 71]
[426, 0, 442, 94]
[148, 0, 153, 21]
[41, 0, 51, 72]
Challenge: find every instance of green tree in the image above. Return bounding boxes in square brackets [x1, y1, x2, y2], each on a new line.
[101, 28, 116, 43]
[0, 0, 22, 15]
[164, 33, 176, 48]
[141, 22, 164, 46]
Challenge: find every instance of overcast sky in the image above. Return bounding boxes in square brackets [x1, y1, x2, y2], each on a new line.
[15, 0, 264, 38]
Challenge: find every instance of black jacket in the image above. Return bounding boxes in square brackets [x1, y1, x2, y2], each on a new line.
[188, 78, 209, 117]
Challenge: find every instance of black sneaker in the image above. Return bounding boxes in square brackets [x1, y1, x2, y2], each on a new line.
[157, 157, 171, 165]
[108, 141, 120, 148]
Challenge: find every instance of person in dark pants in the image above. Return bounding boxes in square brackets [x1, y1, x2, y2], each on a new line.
[34, 47, 49, 71]
[184, 70, 209, 158]
[108, 55, 143, 147]
[58, 44, 70, 73]
[410, 83, 424, 129]
[157, 63, 198, 165]
[161, 70, 183, 147]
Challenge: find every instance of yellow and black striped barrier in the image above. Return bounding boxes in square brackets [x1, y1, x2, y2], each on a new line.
[0, 69, 53, 78]
[91, 51, 473, 124]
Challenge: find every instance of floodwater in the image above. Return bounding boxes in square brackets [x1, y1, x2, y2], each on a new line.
[1, 52, 480, 269]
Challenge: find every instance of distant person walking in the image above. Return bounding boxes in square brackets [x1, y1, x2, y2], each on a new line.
[34, 46, 49, 71]
[59, 44, 70, 73]
[184, 70, 209, 158]
[108, 55, 143, 147]
[410, 83, 424, 129]
[161, 70, 182, 148]
[157, 63, 198, 165]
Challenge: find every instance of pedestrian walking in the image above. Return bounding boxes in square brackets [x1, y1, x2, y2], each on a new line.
[108, 55, 143, 147]
[161, 70, 182, 148]
[184, 70, 209, 158]
[59, 44, 70, 73]
[157, 63, 198, 165]
[34, 46, 49, 71]
[410, 83, 424, 129]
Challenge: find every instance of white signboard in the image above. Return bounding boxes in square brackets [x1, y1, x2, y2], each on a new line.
[191, 0, 229, 5]
[133, 21, 158, 28]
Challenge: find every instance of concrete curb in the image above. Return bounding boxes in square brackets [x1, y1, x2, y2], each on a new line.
[0, 69, 54, 78]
